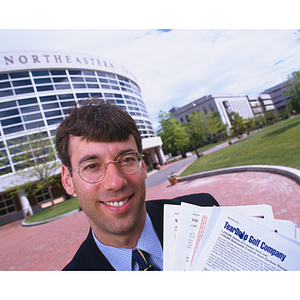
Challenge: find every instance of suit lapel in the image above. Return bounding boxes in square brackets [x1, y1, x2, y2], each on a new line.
[82, 229, 115, 270]
[146, 201, 164, 247]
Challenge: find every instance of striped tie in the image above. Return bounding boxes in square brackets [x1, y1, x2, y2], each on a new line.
[132, 248, 157, 271]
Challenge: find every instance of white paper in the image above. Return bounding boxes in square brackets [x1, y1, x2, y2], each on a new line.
[170, 203, 275, 271]
[163, 204, 181, 271]
[253, 218, 296, 239]
[223, 204, 274, 220]
[170, 203, 213, 271]
[191, 207, 300, 271]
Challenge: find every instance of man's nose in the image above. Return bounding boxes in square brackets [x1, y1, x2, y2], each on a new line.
[101, 161, 127, 190]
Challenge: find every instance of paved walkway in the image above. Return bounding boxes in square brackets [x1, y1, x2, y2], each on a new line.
[1, 153, 300, 270]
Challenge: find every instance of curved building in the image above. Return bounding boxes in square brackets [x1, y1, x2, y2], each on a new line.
[0, 51, 164, 225]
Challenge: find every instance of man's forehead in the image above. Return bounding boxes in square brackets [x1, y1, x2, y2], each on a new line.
[68, 135, 138, 160]
[69, 134, 136, 146]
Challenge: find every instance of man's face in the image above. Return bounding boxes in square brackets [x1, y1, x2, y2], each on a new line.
[61, 135, 147, 247]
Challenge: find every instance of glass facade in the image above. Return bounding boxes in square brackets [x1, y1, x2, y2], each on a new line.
[0, 68, 155, 178]
[0, 193, 16, 216]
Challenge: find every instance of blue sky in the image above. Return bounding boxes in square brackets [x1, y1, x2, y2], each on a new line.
[1, 4, 300, 131]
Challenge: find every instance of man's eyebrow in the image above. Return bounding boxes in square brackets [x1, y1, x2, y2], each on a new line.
[77, 154, 101, 166]
[118, 148, 138, 156]
[77, 148, 138, 166]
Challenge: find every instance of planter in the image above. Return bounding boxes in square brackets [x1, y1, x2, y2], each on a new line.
[168, 177, 178, 185]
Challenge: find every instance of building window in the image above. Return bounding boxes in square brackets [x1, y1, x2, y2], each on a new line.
[0, 81, 11, 89]
[35, 187, 51, 203]
[12, 79, 32, 87]
[15, 87, 34, 95]
[0, 90, 13, 98]
[9, 71, 29, 79]
[0, 193, 16, 216]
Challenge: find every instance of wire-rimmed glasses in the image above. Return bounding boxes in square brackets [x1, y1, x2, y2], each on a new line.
[70, 151, 144, 183]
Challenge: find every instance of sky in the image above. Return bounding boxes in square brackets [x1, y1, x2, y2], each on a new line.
[0, 5, 300, 131]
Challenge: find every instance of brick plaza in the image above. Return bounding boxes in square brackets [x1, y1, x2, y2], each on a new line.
[0, 160, 299, 271]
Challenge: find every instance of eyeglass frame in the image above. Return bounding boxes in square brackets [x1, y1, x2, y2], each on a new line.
[68, 151, 145, 184]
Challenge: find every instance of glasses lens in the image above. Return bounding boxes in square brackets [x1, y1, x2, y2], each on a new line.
[118, 152, 142, 174]
[77, 152, 143, 183]
[79, 160, 105, 183]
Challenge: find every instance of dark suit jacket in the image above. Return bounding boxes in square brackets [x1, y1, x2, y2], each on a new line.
[63, 193, 219, 271]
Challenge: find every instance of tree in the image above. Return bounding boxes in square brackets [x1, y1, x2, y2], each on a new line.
[229, 111, 244, 135]
[284, 71, 300, 113]
[264, 111, 278, 123]
[188, 110, 208, 146]
[157, 110, 190, 154]
[1, 130, 61, 205]
[206, 111, 227, 142]
[188, 110, 227, 145]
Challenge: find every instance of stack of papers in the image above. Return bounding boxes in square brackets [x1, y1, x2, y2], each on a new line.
[164, 203, 300, 271]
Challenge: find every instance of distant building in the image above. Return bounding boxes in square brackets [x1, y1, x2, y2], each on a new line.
[261, 81, 290, 113]
[247, 94, 276, 117]
[171, 94, 257, 127]
[0, 51, 164, 225]
[170, 93, 276, 132]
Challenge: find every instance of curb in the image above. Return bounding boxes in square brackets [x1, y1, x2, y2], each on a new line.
[178, 165, 300, 185]
[22, 208, 80, 227]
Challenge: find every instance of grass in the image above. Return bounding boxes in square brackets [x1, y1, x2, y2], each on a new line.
[24, 197, 80, 224]
[181, 115, 300, 177]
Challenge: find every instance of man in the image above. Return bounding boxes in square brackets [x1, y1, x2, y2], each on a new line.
[56, 98, 219, 271]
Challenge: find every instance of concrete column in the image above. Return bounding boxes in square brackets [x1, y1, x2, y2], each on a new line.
[156, 146, 166, 165]
[150, 148, 158, 164]
[18, 189, 33, 218]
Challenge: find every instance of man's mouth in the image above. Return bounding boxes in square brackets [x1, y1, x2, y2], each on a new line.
[103, 198, 129, 207]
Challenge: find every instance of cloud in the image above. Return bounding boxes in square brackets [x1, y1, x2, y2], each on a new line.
[0, 29, 299, 131]
[115, 29, 299, 128]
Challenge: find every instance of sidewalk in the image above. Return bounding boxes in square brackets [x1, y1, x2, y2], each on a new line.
[146, 169, 300, 227]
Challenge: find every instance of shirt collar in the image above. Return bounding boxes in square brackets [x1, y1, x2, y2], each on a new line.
[92, 213, 162, 271]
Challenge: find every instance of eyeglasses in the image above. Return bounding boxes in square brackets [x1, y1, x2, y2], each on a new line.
[70, 151, 144, 183]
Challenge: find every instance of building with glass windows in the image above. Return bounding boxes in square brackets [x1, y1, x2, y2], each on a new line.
[170, 94, 275, 128]
[261, 81, 290, 113]
[0, 51, 164, 225]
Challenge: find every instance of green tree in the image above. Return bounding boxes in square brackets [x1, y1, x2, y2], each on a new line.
[229, 111, 244, 135]
[264, 111, 278, 123]
[188, 110, 208, 146]
[157, 110, 190, 154]
[284, 71, 300, 113]
[188, 110, 227, 145]
[206, 111, 227, 142]
[1, 130, 61, 205]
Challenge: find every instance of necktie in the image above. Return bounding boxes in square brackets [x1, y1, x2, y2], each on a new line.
[132, 248, 157, 271]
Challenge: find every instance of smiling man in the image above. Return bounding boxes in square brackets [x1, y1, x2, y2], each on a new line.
[56, 98, 219, 271]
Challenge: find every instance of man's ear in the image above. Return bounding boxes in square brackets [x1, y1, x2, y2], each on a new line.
[142, 161, 147, 179]
[61, 165, 76, 196]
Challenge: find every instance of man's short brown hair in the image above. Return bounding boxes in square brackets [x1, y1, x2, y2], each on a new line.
[55, 98, 142, 168]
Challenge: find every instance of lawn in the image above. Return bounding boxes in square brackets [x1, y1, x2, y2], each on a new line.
[180, 115, 300, 177]
[24, 197, 80, 224]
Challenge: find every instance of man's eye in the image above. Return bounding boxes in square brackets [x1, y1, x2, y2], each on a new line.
[83, 163, 102, 171]
[87, 164, 97, 169]
[123, 157, 134, 162]
[120, 156, 136, 164]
